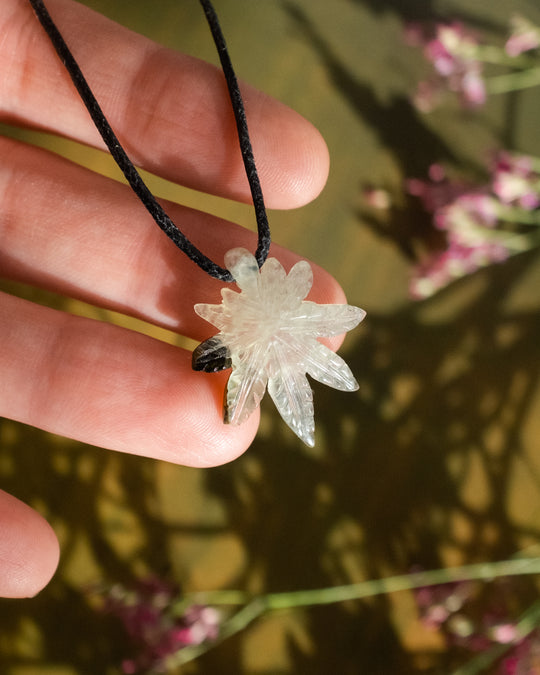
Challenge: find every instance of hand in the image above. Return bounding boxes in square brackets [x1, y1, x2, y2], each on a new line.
[0, 0, 341, 597]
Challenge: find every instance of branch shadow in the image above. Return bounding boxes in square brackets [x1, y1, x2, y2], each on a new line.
[0, 426, 132, 672]
[3, 247, 539, 674]
[2, 1, 540, 673]
[195, 248, 540, 674]
[347, 0, 508, 32]
[282, 1, 464, 178]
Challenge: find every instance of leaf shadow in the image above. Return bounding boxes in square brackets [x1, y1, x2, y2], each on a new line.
[194, 248, 540, 674]
[2, 1, 540, 672]
[1, 249, 540, 674]
[282, 1, 463, 178]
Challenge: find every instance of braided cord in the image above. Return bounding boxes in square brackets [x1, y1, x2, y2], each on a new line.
[27, 0, 272, 281]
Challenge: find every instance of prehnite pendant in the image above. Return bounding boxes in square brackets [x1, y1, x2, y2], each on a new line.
[192, 248, 366, 447]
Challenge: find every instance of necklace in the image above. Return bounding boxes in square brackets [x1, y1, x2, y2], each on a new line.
[28, 0, 366, 447]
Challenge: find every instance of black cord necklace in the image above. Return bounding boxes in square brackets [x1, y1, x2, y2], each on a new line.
[28, 0, 270, 282]
[27, 0, 366, 447]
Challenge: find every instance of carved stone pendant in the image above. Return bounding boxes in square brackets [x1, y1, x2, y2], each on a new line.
[192, 248, 366, 446]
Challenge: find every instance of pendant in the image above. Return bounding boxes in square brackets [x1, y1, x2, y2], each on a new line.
[192, 248, 366, 447]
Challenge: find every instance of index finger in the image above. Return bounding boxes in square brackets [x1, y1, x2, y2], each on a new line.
[1, 0, 329, 208]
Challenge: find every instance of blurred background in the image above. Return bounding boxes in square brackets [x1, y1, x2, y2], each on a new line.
[2, 0, 540, 672]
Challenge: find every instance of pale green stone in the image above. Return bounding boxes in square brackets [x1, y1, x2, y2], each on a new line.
[194, 248, 366, 446]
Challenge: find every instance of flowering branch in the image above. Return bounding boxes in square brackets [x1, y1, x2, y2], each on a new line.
[181, 556, 540, 613]
[404, 154, 540, 299]
[399, 16, 540, 298]
[94, 554, 540, 672]
[408, 17, 540, 111]
[165, 557, 540, 670]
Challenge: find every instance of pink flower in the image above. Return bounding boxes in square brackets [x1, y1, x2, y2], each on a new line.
[406, 164, 470, 212]
[501, 632, 540, 674]
[461, 69, 487, 106]
[409, 22, 486, 109]
[413, 579, 473, 629]
[492, 153, 540, 210]
[412, 189, 506, 300]
[492, 623, 520, 645]
[100, 577, 221, 674]
[411, 573, 540, 674]
[438, 193, 499, 240]
[425, 28, 459, 77]
[404, 158, 539, 298]
[505, 16, 540, 57]
[410, 240, 508, 299]
[170, 606, 220, 646]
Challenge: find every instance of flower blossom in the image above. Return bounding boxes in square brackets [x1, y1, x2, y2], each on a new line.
[100, 577, 220, 674]
[406, 164, 471, 213]
[410, 240, 508, 299]
[505, 16, 540, 57]
[492, 152, 540, 210]
[408, 22, 486, 110]
[413, 577, 540, 674]
[502, 633, 540, 674]
[193, 248, 366, 447]
[414, 578, 473, 630]
[406, 167, 511, 299]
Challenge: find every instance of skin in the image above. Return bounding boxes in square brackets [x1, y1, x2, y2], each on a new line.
[0, 0, 344, 597]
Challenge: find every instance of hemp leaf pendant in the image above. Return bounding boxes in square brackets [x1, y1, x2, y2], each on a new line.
[192, 248, 366, 446]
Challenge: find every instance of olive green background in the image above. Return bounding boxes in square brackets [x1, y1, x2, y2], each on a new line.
[2, 0, 540, 673]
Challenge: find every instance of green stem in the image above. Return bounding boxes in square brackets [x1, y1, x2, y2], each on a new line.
[170, 558, 540, 669]
[467, 228, 540, 253]
[267, 558, 540, 609]
[470, 45, 538, 69]
[486, 66, 540, 94]
[459, 219, 540, 253]
[497, 204, 540, 226]
[503, 232, 540, 253]
[181, 557, 540, 611]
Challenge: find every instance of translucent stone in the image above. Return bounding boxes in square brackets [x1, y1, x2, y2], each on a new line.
[193, 248, 366, 447]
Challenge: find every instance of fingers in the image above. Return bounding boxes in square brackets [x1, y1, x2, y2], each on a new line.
[0, 489, 59, 598]
[0, 137, 347, 343]
[0, 0, 346, 469]
[0, 290, 259, 466]
[1, 0, 329, 208]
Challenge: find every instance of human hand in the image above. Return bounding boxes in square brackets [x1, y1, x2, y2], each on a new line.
[0, 0, 342, 597]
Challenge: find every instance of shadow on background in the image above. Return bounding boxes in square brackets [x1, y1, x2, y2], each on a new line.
[282, 1, 533, 267]
[348, 0, 507, 32]
[196, 247, 540, 674]
[283, 0, 462, 180]
[2, 0, 540, 673]
[3, 246, 540, 673]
